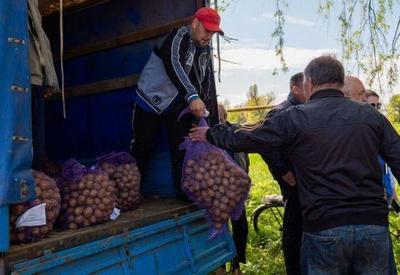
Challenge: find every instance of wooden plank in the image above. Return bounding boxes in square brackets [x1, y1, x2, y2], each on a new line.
[46, 74, 139, 100]
[6, 199, 198, 264]
[39, 0, 111, 17]
[56, 16, 192, 61]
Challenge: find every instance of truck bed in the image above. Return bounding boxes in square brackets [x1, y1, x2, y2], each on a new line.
[7, 199, 197, 264]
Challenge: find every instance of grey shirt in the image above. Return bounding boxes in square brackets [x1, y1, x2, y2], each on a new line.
[28, 0, 59, 91]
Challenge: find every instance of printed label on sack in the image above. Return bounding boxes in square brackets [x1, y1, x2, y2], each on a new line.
[110, 208, 121, 220]
[16, 203, 47, 227]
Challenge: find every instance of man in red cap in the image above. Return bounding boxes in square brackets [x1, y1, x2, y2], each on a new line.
[131, 7, 223, 201]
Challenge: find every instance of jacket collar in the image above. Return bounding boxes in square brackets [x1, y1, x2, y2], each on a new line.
[309, 88, 345, 101]
[287, 93, 301, 105]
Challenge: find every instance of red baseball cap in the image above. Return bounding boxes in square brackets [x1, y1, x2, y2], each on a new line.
[194, 7, 224, 36]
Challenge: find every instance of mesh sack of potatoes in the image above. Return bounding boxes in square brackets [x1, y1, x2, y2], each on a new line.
[10, 170, 61, 244]
[180, 119, 251, 238]
[96, 152, 141, 211]
[57, 159, 116, 229]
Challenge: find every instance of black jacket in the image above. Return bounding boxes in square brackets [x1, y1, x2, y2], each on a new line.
[225, 121, 250, 173]
[206, 89, 400, 232]
[262, 94, 301, 200]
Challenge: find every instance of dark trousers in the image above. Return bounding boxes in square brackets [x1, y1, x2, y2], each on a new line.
[231, 209, 248, 270]
[31, 85, 45, 170]
[131, 105, 195, 197]
[282, 187, 303, 275]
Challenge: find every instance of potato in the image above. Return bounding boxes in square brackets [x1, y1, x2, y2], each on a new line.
[10, 171, 61, 244]
[83, 207, 93, 218]
[75, 215, 84, 225]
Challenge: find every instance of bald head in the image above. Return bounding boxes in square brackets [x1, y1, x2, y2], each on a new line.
[342, 76, 366, 102]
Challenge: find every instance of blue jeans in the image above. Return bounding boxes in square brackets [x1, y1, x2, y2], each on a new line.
[301, 225, 397, 275]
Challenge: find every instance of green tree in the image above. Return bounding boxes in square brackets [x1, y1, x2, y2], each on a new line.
[227, 84, 275, 124]
[387, 94, 400, 124]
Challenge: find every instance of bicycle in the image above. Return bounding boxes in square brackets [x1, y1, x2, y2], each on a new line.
[251, 194, 400, 242]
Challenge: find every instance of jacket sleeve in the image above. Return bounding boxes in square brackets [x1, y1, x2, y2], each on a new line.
[380, 114, 400, 183]
[261, 108, 291, 177]
[206, 111, 292, 154]
[156, 27, 200, 104]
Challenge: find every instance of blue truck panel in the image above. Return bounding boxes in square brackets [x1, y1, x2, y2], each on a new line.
[43, 0, 198, 52]
[0, 0, 34, 206]
[9, 210, 235, 275]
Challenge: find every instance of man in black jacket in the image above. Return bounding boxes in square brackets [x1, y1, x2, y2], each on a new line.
[131, 8, 223, 200]
[262, 72, 306, 275]
[190, 56, 399, 274]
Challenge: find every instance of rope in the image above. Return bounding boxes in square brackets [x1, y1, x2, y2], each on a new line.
[60, 0, 66, 118]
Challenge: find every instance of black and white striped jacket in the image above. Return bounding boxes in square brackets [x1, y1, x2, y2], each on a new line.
[136, 26, 212, 114]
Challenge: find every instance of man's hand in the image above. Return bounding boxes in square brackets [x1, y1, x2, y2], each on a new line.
[282, 170, 296, 186]
[189, 98, 206, 117]
[189, 126, 209, 142]
[43, 87, 52, 99]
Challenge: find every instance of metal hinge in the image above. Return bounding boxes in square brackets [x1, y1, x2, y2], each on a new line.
[8, 37, 25, 45]
[11, 85, 28, 93]
[19, 179, 29, 201]
[12, 136, 29, 142]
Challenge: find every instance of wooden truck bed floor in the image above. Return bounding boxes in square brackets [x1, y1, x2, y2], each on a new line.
[7, 199, 198, 264]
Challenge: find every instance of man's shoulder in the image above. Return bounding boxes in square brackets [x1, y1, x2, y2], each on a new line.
[267, 99, 293, 118]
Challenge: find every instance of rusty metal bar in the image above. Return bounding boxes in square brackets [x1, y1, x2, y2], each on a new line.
[226, 105, 275, 113]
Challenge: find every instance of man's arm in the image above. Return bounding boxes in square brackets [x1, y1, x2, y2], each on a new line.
[379, 114, 400, 182]
[203, 112, 292, 154]
[156, 28, 202, 107]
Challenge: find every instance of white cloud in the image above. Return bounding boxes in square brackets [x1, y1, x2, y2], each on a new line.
[250, 12, 315, 27]
[215, 47, 337, 71]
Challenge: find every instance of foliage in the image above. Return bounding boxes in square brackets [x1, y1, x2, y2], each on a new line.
[226, 84, 276, 125]
[271, 0, 289, 76]
[242, 154, 285, 274]
[388, 94, 400, 124]
[270, 0, 400, 93]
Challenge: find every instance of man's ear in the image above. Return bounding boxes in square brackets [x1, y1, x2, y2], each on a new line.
[191, 18, 199, 29]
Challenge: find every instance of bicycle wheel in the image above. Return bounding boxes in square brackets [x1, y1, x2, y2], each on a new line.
[252, 202, 284, 234]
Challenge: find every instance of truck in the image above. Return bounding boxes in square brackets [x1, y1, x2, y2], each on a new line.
[0, 0, 236, 274]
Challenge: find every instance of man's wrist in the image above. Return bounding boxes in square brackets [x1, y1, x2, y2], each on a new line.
[187, 94, 200, 104]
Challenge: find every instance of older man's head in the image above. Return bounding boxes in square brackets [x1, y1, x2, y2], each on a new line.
[342, 76, 366, 102]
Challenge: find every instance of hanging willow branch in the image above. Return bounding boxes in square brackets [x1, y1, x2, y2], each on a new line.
[271, 0, 288, 76]
[315, 0, 399, 93]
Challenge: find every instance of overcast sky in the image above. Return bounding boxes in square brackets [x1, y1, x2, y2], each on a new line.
[213, 0, 400, 106]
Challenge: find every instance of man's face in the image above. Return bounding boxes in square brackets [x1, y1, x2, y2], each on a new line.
[366, 95, 381, 110]
[291, 81, 307, 104]
[191, 19, 216, 48]
[349, 81, 366, 102]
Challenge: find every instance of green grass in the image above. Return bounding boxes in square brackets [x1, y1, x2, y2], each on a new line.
[241, 154, 400, 274]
